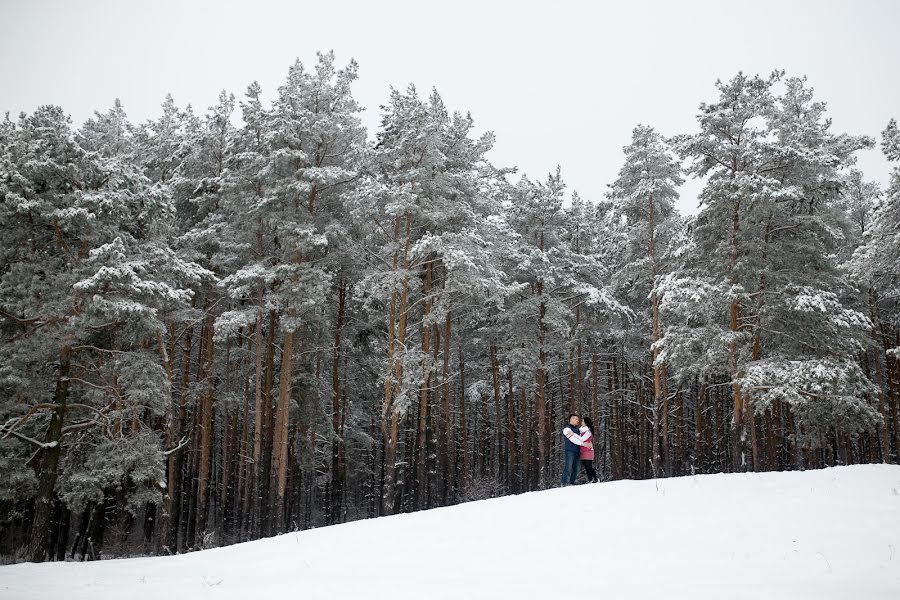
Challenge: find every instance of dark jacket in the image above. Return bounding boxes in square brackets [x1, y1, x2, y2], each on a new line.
[563, 424, 581, 454]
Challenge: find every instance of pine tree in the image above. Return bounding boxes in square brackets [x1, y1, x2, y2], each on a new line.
[671, 73, 879, 470]
[0, 101, 205, 561]
[607, 124, 684, 476]
[847, 119, 900, 461]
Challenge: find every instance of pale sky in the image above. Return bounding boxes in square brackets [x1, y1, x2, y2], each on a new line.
[2, 0, 898, 215]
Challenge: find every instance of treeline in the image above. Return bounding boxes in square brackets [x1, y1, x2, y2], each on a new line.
[1, 54, 898, 562]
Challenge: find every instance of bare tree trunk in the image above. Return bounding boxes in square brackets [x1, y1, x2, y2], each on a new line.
[415, 262, 432, 510]
[520, 387, 532, 490]
[459, 341, 468, 494]
[248, 297, 264, 538]
[648, 192, 666, 478]
[237, 351, 250, 539]
[694, 379, 706, 472]
[329, 280, 346, 523]
[440, 310, 452, 503]
[888, 329, 900, 460]
[490, 344, 502, 483]
[870, 291, 892, 463]
[713, 382, 725, 472]
[535, 291, 548, 487]
[638, 383, 648, 478]
[567, 348, 577, 418]
[173, 321, 194, 552]
[220, 404, 233, 538]
[729, 199, 746, 472]
[382, 213, 411, 515]
[270, 325, 294, 531]
[195, 307, 215, 545]
[612, 374, 622, 479]
[480, 387, 490, 481]
[576, 337, 584, 415]
[674, 387, 684, 474]
[254, 308, 278, 536]
[27, 344, 71, 563]
[506, 364, 517, 491]
[763, 407, 775, 470]
[590, 354, 598, 436]
[157, 322, 178, 554]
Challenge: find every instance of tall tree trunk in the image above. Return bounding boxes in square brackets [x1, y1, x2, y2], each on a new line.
[648, 191, 666, 477]
[237, 350, 250, 539]
[195, 306, 216, 544]
[383, 212, 411, 515]
[606, 360, 618, 479]
[440, 310, 452, 503]
[259, 309, 277, 535]
[520, 387, 532, 490]
[576, 336, 584, 415]
[674, 387, 685, 474]
[748, 210, 773, 472]
[888, 329, 900, 460]
[535, 292, 548, 487]
[480, 387, 490, 481]
[490, 344, 503, 483]
[249, 298, 264, 538]
[173, 321, 195, 553]
[567, 348, 577, 418]
[870, 291, 892, 463]
[694, 378, 706, 472]
[415, 262, 432, 510]
[270, 325, 294, 531]
[535, 224, 550, 489]
[157, 322, 178, 554]
[590, 354, 598, 438]
[220, 406, 233, 539]
[506, 364, 517, 491]
[330, 280, 346, 523]
[728, 198, 746, 471]
[459, 340, 468, 494]
[27, 344, 71, 563]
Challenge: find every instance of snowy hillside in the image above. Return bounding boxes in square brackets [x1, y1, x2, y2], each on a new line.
[2, 465, 899, 600]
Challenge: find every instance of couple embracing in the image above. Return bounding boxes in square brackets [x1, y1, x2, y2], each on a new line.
[561, 414, 598, 486]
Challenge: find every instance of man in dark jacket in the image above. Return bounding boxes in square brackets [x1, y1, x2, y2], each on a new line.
[561, 414, 585, 486]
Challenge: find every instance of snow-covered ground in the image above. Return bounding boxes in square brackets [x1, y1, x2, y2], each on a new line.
[2, 464, 899, 599]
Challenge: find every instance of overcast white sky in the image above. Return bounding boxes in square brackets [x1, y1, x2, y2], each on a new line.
[2, 0, 898, 214]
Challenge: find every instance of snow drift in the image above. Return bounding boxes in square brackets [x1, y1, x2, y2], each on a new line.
[2, 464, 899, 599]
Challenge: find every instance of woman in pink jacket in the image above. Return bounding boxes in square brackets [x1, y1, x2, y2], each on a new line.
[578, 416, 598, 482]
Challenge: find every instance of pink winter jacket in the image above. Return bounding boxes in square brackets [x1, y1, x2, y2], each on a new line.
[578, 426, 594, 461]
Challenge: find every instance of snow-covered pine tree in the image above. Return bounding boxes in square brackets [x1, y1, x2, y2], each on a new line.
[0, 100, 205, 561]
[350, 84, 520, 508]
[670, 72, 780, 471]
[738, 76, 878, 463]
[670, 73, 879, 471]
[607, 124, 684, 476]
[263, 52, 367, 529]
[848, 119, 900, 461]
[502, 169, 626, 488]
[211, 79, 278, 541]
[167, 90, 235, 550]
[130, 93, 203, 554]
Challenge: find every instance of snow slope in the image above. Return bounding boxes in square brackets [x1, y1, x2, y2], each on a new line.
[2, 464, 899, 600]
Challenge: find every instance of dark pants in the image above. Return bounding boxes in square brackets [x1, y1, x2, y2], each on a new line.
[561, 451, 580, 486]
[581, 460, 598, 483]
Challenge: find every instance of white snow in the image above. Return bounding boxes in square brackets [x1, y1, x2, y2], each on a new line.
[2, 464, 899, 599]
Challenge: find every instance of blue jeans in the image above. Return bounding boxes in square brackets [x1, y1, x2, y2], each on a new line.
[561, 451, 580, 486]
